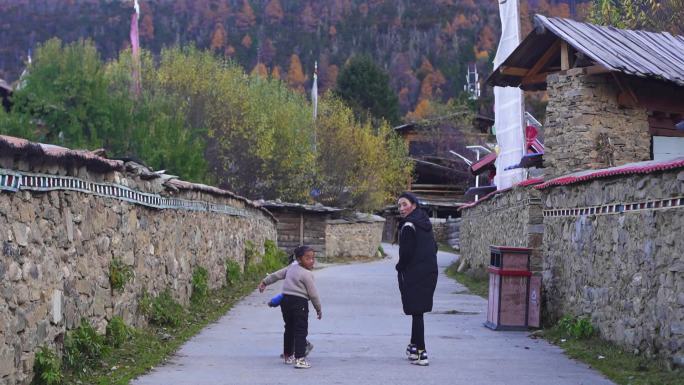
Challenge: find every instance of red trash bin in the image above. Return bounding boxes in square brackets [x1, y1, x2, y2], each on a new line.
[485, 246, 541, 330]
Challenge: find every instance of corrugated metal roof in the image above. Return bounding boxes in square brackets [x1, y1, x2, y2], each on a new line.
[536, 15, 684, 86]
[489, 15, 684, 88]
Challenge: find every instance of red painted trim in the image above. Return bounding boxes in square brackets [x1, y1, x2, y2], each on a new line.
[535, 157, 684, 190]
[459, 178, 544, 211]
[488, 267, 532, 276]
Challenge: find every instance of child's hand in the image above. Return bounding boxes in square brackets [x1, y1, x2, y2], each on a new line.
[316, 310, 322, 320]
[258, 282, 266, 292]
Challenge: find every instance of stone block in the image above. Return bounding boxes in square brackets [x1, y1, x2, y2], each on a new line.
[11, 223, 29, 247]
[0, 345, 15, 377]
[51, 290, 63, 325]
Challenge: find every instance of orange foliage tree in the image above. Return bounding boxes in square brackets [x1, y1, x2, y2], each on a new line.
[236, 0, 256, 30]
[287, 54, 306, 92]
[210, 24, 227, 51]
[265, 0, 284, 24]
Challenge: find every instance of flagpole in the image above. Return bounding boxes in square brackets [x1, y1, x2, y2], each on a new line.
[311, 61, 318, 153]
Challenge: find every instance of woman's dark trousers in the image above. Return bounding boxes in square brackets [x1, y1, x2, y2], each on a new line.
[280, 295, 309, 358]
[411, 314, 425, 350]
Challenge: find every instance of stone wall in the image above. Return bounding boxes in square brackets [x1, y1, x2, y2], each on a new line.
[325, 215, 385, 259]
[460, 186, 543, 272]
[544, 69, 650, 178]
[0, 164, 275, 384]
[431, 219, 448, 244]
[542, 169, 684, 364]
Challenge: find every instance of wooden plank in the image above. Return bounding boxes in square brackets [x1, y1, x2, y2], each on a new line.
[584, 64, 611, 75]
[526, 39, 561, 77]
[521, 72, 550, 87]
[561, 41, 569, 70]
[500, 66, 529, 76]
[649, 127, 684, 137]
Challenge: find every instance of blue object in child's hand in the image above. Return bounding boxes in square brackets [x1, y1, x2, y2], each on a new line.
[268, 293, 284, 307]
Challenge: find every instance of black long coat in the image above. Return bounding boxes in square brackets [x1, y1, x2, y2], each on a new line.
[396, 208, 438, 315]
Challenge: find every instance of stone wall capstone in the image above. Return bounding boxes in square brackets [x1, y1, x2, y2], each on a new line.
[542, 169, 684, 364]
[544, 69, 650, 178]
[0, 163, 276, 384]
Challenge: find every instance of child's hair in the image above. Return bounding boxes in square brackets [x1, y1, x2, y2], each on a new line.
[293, 245, 314, 260]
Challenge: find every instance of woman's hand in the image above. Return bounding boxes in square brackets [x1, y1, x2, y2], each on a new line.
[316, 310, 322, 320]
[258, 282, 266, 292]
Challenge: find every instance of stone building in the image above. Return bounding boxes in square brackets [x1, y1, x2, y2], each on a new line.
[0, 135, 277, 384]
[460, 15, 684, 365]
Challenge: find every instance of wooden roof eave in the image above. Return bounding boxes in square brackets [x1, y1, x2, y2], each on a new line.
[487, 20, 613, 91]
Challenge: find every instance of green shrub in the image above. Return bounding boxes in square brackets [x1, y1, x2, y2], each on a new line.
[191, 267, 209, 304]
[243, 239, 287, 280]
[63, 319, 106, 372]
[109, 259, 133, 292]
[32, 346, 63, 385]
[558, 315, 595, 340]
[105, 317, 132, 348]
[225, 260, 242, 286]
[138, 290, 185, 327]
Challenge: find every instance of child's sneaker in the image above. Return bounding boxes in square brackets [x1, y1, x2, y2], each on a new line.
[410, 350, 429, 366]
[304, 340, 314, 357]
[406, 344, 419, 361]
[284, 355, 295, 365]
[294, 358, 311, 369]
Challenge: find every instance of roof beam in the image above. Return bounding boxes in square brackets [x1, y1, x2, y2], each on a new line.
[526, 39, 561, 77]
[584, 64, 612, 75]
[521, 72, 550, 87]
[500, 66, 529, 76]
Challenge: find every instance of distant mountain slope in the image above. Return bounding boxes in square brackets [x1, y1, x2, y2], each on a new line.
[0, 0, 585, 114]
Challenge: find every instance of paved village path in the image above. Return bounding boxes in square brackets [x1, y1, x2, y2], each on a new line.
[133, 243, 614, 385]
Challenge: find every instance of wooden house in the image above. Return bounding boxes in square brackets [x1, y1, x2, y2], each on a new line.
[258, 200, 342, 258]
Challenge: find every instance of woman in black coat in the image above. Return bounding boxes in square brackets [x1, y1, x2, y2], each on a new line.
[396, 191, 438, 366]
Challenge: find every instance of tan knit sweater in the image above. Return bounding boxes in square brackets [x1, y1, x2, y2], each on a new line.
[262, 263, 322, 313]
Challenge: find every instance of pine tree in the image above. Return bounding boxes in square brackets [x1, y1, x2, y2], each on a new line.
[334, 55, 400, 125]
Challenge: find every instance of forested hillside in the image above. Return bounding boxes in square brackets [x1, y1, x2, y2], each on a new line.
[0, 0, 585, 115]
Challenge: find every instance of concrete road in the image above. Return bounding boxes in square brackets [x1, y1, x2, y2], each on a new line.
[133, 243, 614, 385]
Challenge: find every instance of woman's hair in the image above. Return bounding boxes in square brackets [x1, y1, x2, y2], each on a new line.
[293, 245, 314, 259]
[398, 191, 420, 207]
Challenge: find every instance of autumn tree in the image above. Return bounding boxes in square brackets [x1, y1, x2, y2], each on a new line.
[236, 0, 256, 30]
[334, 55, 400, 125]
[265, 0, 284, 24]
[314, 95, 412, 210]
[251, 62, 268, 78]
[300, 3, 318, 32]
[271, 65, 282, 80]
[587, 0, 684, 34]
[140, 14, 154, 40]
[210, 24, 227, 51]
[287, 54, 306, 93]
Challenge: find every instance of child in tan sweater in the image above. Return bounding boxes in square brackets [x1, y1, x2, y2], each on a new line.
[259, 245, 322, 369]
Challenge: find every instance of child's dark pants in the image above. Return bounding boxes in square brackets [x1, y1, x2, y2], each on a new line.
[281, 294, 309, 358]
